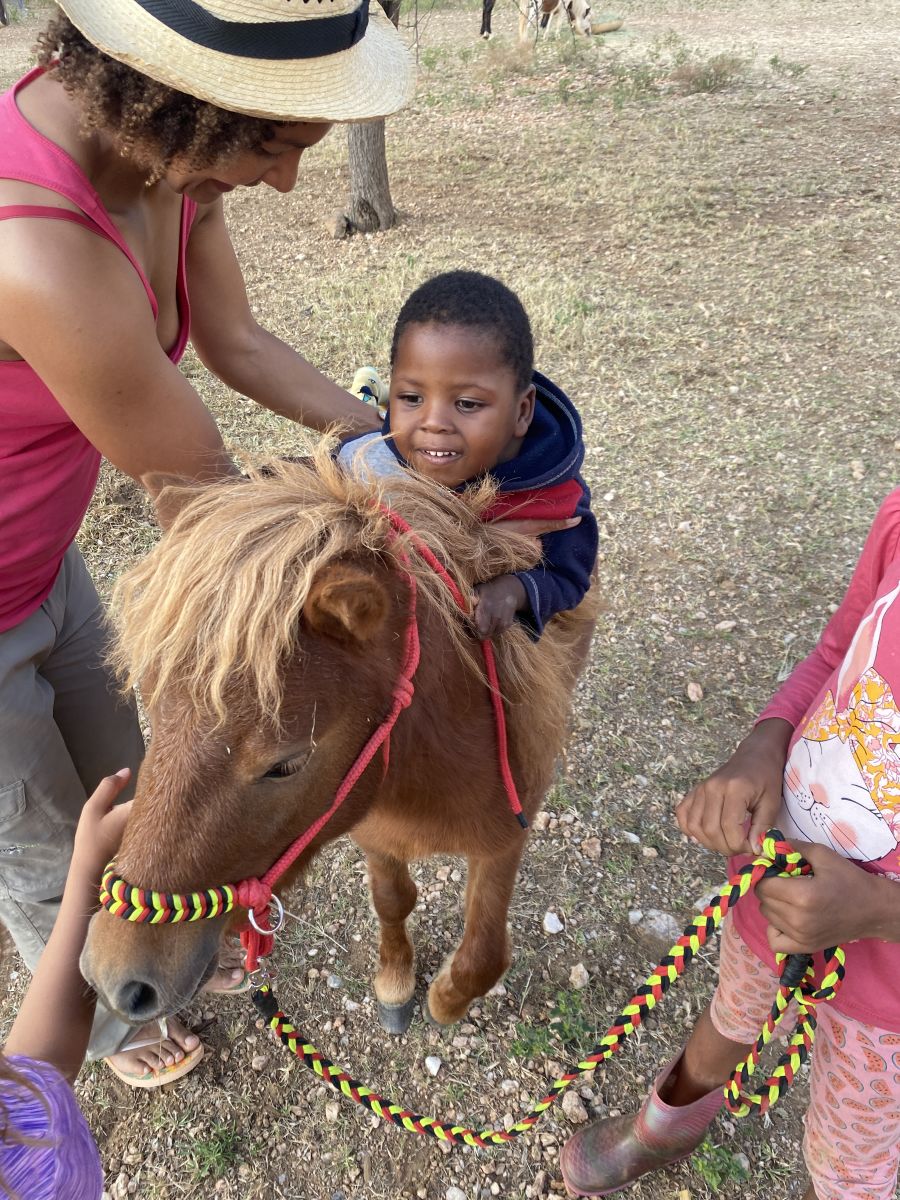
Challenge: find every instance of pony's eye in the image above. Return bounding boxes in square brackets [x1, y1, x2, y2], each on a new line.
[262, 752, 309, 780]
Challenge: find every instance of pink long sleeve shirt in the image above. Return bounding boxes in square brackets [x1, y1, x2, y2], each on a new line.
[733, 488, 900, 1030]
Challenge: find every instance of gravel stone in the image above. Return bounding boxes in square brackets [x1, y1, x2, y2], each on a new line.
[543, 911, 564, 934]
[569, 962, 589, 989]
[562, 1090, 589, 1123]
[425, 1055, 443, 1076]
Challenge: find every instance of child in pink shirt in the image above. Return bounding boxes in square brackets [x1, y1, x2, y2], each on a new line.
[562, 489, 900, 1200]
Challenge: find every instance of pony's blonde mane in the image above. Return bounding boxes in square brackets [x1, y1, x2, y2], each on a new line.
[110, 441, 557, 727]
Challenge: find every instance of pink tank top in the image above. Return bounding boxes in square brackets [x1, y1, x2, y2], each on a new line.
[0, 67, 197, 631]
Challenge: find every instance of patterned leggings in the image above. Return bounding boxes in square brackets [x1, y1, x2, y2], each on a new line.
[709, 919, 900, 1200]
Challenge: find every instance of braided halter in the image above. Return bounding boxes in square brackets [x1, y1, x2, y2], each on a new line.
[100, 504, 526, 973]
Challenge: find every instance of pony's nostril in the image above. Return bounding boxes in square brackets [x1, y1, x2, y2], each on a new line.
[116, 979, 161, 1020]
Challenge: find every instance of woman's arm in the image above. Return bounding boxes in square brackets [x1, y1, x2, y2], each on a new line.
[4, 772, 132, 1084]
[0, 218, 237, 495]
[186, 203, 380, 435]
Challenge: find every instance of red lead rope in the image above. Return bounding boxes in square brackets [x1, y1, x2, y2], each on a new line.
[239, 504, 525, 972]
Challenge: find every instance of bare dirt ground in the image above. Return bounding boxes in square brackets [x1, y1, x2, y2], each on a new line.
[2, 1, 900, 1197]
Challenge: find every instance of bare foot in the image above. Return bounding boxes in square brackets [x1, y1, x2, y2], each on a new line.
[106, 1015, 200, 1076]
[201, 939, 247, 993]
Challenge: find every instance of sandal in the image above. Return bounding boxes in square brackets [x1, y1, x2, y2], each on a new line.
[104, 1017, 205, 1090]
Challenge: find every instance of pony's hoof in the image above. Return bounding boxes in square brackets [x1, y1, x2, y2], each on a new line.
[423, 997, 453, 1028]
[377, 997, 416, 1035]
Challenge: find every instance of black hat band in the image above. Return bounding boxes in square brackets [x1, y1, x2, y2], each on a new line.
[133, 0, 369, 60]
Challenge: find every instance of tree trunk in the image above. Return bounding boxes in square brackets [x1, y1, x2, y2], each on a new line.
[345, 0, 401, 233]
[347, 120, 396, 232]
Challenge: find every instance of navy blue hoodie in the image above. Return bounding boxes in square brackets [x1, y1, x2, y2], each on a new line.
[338, 371, 598, 638]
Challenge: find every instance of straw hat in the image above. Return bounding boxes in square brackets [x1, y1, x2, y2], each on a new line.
[56, 0, 415, 122]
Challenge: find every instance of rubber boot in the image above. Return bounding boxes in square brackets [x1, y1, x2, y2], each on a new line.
[559, 1055, 723, 1197]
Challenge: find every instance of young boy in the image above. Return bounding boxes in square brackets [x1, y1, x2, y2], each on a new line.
[339, 271, 598, 639]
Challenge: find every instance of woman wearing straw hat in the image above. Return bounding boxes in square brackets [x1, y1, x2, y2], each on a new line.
[0, 0, 413, 1088]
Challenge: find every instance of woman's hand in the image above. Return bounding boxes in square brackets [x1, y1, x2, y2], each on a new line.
[71, 768, 133, 883]
[675, 718, 793, 856]
[757, 842, 900, 952]
[473, 575, 528, 639]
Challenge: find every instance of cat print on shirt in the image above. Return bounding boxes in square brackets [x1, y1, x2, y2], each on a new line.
[780, 578, 900, 871]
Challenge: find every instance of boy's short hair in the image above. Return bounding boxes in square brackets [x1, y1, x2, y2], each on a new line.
[390, 271, 534, 391]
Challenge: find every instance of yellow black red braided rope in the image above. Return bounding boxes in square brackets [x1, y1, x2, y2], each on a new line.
[249, 831, 845, 1146]
[98, 862, 237, 924]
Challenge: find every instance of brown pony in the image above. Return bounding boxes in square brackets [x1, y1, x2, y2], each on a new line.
[81, 446, 595, 1033]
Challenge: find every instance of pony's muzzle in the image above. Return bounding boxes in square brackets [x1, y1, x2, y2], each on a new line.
[81, 909, 222, 1022]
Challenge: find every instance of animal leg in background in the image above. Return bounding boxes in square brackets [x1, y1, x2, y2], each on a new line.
[518, 0, 540, 42]
[426, 842, 525, 1026]
[366, 850, 419, 1034]
[480, 0, 495, 38]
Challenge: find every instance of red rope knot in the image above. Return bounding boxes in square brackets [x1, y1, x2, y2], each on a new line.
[236, 877, 272, 912]
[393, 677, 415, 711]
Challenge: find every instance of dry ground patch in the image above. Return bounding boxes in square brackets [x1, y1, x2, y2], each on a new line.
[1, 0, 899, 1197]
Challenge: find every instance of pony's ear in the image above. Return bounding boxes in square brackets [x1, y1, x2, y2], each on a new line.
[303, 564, 389, 645]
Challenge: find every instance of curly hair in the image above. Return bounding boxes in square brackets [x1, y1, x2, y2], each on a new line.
[390, 270, 535, 391]
[36, 12, 282, 173]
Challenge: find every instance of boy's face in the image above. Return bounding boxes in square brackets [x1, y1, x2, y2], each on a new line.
[389, 322, 535, 488]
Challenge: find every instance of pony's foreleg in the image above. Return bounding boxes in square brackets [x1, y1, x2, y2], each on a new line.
[366, 851, 418, 1035]
[426, 841, 525, 1026]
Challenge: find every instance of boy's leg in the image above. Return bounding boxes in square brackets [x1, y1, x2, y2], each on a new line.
[802, 1005, 900, 1200]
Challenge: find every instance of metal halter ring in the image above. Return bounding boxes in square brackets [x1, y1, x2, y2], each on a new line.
[248, 894, 285, 935]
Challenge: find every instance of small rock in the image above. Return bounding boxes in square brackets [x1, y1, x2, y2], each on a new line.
[488, 981, 507, 997]
[543, 911, 564, 935]
[581, 836, 602, 860]
[628, 908, 643, 924]
[343, 997, 359, 1012]
[569, 962, 589, 989]
[325, 1100, 341, 1123]
[715, 619, 737, 632]
[325, 209, 351, 239]
[425, 1056, 442, 1077]
[621, 830, 640, 844]
[641, 845, 659, 858]
[237, 1164, 252, 1182]
[446, 1189, 467, 1200]
[533, 1170, 550, 1195]
[327, 974, 342, 989]
[499, 1078, 518, 1095]
[251, 1054, 267, 1071]
[561, 1090, 589, 1123]
[734, 1152, 751, 1173]
[532, 812, 551, 831]
[686, 680, 704, 703]
[636, 909, 682, 953]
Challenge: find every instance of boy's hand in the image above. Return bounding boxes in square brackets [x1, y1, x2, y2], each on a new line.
[473, 575, 528, 639]
[72, 769, 133, 880]
[675, 719, 792, 856]
[757, 842, 900, 951]
[494, 516, 581, 537]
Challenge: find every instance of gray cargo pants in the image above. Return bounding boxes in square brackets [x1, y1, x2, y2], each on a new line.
[0, 545, 144, 1059]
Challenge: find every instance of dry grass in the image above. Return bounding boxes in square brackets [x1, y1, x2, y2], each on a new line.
[2, 0, 900, 1197]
